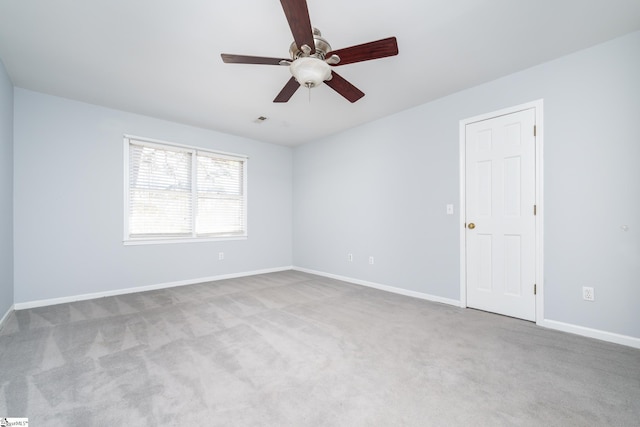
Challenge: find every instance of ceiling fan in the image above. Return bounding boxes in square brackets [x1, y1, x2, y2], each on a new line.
[221, 0, 399, 103]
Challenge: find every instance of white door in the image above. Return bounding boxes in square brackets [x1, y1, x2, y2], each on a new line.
[465, 108, 536, 321]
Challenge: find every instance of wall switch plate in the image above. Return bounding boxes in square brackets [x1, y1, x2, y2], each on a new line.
[347, 253, 353, 262]
[218, 252, 224, 261]
[369, 256, 374, 265]
[446, 204, 454, 215]
[582, 286, 594, 301]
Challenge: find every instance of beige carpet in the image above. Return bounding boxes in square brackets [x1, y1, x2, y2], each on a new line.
[1, 270, 639, 426]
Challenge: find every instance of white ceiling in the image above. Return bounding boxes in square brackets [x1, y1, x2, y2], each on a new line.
[1, 1, 640, 146]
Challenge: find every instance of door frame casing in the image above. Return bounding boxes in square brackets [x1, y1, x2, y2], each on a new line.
[459, 100, 544, 324]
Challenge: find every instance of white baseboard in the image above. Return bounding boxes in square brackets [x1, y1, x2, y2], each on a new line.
[0, 304, 14, 331]
[293, 266, 461, 307]
[539, 319, 640, 349]
[14, 266, 293, 310]
[11, 266, 639, 350]
[293, 267, 640, 349]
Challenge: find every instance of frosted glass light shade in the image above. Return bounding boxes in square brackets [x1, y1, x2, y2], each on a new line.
[290, 57, 331, 88]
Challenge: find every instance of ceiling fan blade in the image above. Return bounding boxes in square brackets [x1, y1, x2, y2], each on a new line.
[327, 37, 398, 66]
[274, 77, 300, 103]
[324, 71, 365, 103]
[280, 0, 315, 53]
[221, 54, 289, 66]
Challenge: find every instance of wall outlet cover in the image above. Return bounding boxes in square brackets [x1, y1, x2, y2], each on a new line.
[582, 286, 594, 301]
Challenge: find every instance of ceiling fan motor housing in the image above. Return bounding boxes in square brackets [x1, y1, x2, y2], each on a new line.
[289, 28, 331, 60]
[287, 28, 335, 87]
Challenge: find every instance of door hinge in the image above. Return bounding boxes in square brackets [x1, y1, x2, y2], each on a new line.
[533, 125, 537, 137]
[534, 284, 537, 295]
[534, 204, 537, 215]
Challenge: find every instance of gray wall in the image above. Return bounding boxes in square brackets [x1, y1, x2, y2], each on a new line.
[293, 31, 640, 338]
[13, 89, 293, 304]
[7, 31, 640, 340]
[0, 59, 13, 317]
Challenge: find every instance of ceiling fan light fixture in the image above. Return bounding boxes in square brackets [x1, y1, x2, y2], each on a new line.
[290, 57, 331, 88]
[221, 2, 398, 103]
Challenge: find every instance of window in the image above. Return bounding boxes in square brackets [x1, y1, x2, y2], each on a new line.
[124, 137, 247, 243]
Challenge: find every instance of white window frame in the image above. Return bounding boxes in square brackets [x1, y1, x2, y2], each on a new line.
[123, 135, 248, 245]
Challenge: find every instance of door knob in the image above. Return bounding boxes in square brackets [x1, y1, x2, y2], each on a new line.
[468, 223, 476, 229]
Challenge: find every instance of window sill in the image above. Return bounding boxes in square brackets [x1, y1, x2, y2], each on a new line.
[123, 236, 247, 246]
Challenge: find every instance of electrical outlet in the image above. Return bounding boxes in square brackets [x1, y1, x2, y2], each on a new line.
[218, 252, 224, 261]
[369, 256, 374, 265]
[582, 286, 594, 301]
[347, 253, 353, 262]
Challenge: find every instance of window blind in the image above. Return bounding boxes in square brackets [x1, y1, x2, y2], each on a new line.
[126, 138, 246, 241]
[196, 153, 245, 236]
